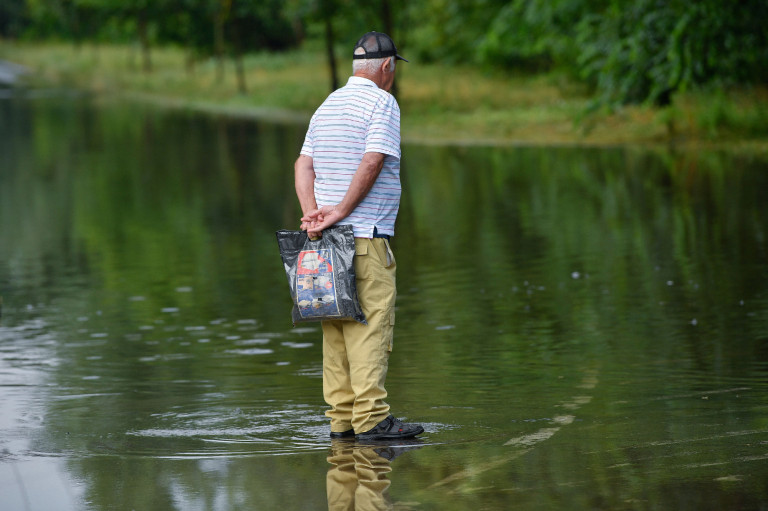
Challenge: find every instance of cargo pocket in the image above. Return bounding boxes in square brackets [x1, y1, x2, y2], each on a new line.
[354, 241, 374, 281]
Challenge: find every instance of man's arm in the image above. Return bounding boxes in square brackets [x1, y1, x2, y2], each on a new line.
[294, 155, 317, 231]
[302, 152, 386, 233]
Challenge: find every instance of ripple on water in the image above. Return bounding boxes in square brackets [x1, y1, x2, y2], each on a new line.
[223, 348, 274, 356]
[117, 406, 338, 457]
[235, 339, 271, 346]
[281, 342, 314, 349]
[291, 327, 319, 335]
[128, 427, 278, 439]
[138, 353, 195, 362]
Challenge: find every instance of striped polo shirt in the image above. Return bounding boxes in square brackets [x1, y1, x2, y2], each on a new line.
[300, 76, 401, 238]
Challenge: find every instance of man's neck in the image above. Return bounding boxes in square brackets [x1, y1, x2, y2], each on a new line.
[353, 72, 383, 89]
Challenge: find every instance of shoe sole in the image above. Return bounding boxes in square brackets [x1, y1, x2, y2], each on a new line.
[355, 426, 424, 441]
[330, 430, 355, 439]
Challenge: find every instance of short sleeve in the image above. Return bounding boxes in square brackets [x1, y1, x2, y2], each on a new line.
[300, 115, 316, 157]
[365, 94, 401, 159]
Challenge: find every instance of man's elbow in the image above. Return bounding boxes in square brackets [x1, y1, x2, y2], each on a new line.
[362, 152, 386, 173]
[295, 155, 315, 175]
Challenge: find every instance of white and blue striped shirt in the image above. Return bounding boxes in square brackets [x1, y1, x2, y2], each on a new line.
[300, 76, 401, 238]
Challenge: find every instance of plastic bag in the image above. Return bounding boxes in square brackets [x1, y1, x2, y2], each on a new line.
[276, 225, 367, 325]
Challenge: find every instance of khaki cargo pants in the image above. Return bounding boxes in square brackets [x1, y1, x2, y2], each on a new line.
[322, 237, 396, 434]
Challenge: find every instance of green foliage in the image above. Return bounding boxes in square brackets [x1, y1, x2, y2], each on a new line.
[0, 0, 29, 38]
[477, 0, 594, 71]
[5, 0, 768, 108]
[18, 0, 298, 54]
[403, 0, 504, 64]
[577, 0, 768, 107]
[226, 0, 295, 53]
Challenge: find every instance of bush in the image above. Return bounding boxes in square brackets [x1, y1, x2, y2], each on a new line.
[577, 0, 768, 107]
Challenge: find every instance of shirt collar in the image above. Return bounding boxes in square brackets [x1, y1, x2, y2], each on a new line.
[347, 76, 378, 88]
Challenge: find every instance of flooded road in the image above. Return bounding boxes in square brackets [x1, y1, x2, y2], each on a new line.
[1, 95, 767, 510]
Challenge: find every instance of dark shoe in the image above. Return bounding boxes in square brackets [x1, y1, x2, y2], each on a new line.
[356, 415, 424, 441]
[329, 428, 354, 439]
[375, 439, 425, 462]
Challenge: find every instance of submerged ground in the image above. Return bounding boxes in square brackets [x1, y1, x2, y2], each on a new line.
[1, 88, 767, 510]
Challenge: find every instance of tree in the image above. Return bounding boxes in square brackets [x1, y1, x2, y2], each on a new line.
[225, 0, 296, 93]
[288, 0, 341, 92]
[0, 0, 29, 39]
[477, 0, 592, 71]
[577, 0, 768, 107]
[23, 0, 107, 45]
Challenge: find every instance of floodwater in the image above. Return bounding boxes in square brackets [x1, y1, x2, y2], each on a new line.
[1, 93, 767, 511]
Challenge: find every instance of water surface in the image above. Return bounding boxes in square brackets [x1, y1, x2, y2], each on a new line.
[1, 95, 767, 510]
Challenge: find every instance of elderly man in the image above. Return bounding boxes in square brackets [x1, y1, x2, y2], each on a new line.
[294, 31, 423, 441]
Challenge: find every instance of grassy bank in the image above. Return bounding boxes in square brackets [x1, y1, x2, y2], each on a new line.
[3, 42, 767, 149]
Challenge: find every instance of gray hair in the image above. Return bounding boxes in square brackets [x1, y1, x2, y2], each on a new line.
[352, 48, 395, 74]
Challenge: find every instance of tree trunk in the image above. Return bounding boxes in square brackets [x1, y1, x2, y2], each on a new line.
[324, 15, 338, 91]
[138, 10, 152, 73]
[381, 0, 394, 37]
[381, 0, 397, 96]
[235, 53, 246, 94]
[185, 51, 196, 76]
[214, 8, 226, 83]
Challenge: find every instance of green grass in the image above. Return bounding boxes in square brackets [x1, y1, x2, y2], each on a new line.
[2, 41, 767, 149]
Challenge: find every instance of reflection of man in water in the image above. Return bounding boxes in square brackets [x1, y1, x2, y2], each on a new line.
[295, 32, 423, 440]
[327, 444, 393, 511]
[327, 439, 423, 510]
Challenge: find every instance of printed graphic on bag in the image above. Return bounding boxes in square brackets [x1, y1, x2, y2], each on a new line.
[296, 248, 341, 318]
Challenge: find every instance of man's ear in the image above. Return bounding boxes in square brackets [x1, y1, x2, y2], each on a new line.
[381, 57, 394, 73]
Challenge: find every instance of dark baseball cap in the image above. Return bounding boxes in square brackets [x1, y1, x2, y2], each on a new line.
[353, 31, 408, 62]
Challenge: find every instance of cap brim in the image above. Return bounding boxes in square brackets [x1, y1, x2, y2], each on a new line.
[395, 54, 409, 62]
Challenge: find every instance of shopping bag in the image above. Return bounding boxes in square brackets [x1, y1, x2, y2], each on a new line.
[275, 225, 367, 325]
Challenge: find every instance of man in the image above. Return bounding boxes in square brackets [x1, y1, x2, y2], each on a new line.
[294, 31, 423, 441]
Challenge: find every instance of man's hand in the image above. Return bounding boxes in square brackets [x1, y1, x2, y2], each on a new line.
[299, 216, 323, 239]
[301, 205, 345, 237]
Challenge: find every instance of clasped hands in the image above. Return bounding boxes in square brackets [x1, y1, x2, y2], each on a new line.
[300, 205, 344, 239]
